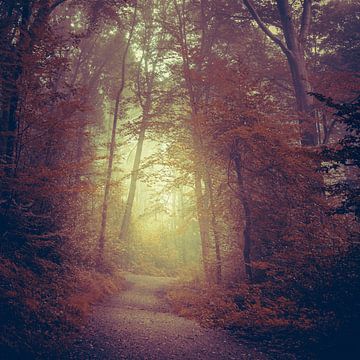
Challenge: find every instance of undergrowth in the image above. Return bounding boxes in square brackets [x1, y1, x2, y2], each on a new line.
[0, 257, 126, 358]
[167, 245, 360, 360]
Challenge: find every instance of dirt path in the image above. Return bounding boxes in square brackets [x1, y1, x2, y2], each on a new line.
[61, 273, 267, 359]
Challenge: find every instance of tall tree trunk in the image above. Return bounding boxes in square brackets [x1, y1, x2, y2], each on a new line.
[0, 4, 29, 176]
[3, 85, 19, 177]
[97, 90, 121, 266]
[118, 3, 160, 249]
[97, 8, 137, 266]
[173, 0, 215, 282]
[193, 168, 212, 282]
[178, 186, 187, 264]
[286, 52, 317, 145]
[118, 112, 148, 243]
[276, 0, 317, 146]
[243, 0, 318, 146]
[231, 139, 253, 282]
[205, 171, 222, 284]
[189, 118, 215, 282]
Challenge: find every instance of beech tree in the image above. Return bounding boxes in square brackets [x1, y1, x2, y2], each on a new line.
[243, 0, 318, 146]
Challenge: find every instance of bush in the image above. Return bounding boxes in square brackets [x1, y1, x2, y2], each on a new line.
[166, 244, 360, 358]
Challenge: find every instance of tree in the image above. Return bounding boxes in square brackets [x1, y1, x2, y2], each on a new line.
[98, 5, 137, 266]
[119, 0, 165, 246]
[311, 0, 360, 73]
[0, 0, 68, 177]
[243, 0, 318, 146]
[317, 94, 360, 220]
[168, 0, 225, 282]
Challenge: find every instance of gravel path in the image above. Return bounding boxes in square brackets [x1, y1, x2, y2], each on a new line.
[61, 273, 267, 359]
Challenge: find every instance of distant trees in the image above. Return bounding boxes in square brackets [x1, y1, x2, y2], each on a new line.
[119, 0, 165, 246]
[168, 0, 227, 283]
[98, 4, 137, 266]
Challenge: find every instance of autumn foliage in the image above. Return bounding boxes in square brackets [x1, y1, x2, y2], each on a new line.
[0, 0, 359, 358]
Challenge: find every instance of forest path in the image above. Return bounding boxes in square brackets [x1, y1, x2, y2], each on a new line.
[61, 273, 267, 359]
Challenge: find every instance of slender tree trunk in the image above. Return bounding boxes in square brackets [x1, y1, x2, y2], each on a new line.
[190, 119, 214, 282]
[232, 140, 253, 282]
[173, 0, 216, 282]
[205, 172, 222, 284]
[1, 41, 23, 176]
[193, 168, 212, 282]
[97, 92, 121, 265]
[97, 8, 137, 266]
[119, 59, 155, 246]
[188, 119, 213, 281]
[179, 186, 187, 264]
[119, 113, 148, 243]
[118, 1, 163, 248]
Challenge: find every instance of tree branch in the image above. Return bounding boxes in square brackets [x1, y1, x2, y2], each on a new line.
[50, 0, 67, 12]
[242, 0, 290, 56]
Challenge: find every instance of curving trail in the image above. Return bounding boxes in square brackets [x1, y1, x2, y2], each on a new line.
[61, 273, 267, 359]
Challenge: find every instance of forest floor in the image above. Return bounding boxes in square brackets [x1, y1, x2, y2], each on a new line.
[59, 273, 268, 360]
